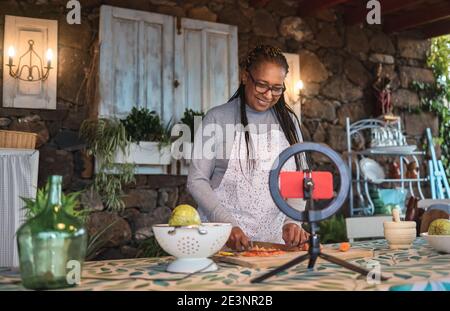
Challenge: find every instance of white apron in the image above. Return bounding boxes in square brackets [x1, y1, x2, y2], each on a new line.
[211, 128, 296, 244]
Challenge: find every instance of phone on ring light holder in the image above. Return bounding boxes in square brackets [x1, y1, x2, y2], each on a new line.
[279, 171, 334, 200]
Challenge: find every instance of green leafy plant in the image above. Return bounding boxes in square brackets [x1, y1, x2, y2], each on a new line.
[135, 235, 168, 258]
[21, 182, 115, 261]
[302, 214, 348, 244]
[80, 118, 135, 211]
[85, 219, 119, 260]
[162, 118, 174, 146]
[318, 214, 348, 243]
[428, 36, 450, 85]
[180, 108, 205, 142]
[412, 35, 450, 178]
[121, 107, 172, 145]
[21, 182, 87, 221]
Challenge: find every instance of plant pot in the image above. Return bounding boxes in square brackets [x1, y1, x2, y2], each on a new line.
[114, 141, 172, 165]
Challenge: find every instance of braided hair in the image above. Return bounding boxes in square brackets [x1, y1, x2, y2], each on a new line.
[229, 45, 307, 173]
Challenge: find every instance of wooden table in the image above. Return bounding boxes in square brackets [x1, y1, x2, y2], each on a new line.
[1, 238, 449, 291]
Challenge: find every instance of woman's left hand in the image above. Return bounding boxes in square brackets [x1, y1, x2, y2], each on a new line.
[282, 223, 309, 247]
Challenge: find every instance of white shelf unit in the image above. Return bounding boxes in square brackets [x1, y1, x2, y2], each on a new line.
[345, 117, 429, 218]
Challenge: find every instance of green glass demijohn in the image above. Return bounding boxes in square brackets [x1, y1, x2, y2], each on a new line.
[16, 175, 87, 290]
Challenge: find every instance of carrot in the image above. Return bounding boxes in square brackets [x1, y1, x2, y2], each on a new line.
[301, 243, 310, 251]
[339, 242, 351, 252]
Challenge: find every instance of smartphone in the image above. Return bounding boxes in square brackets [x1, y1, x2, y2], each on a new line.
[279, 171, 334, 199]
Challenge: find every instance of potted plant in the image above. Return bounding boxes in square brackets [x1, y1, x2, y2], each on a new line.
[177, 108, 205, 164]
[21, 182, 118, 261]
[80, 118, 135, 211]
[21, 182, 87, 221]
[118, 107, 173, 165]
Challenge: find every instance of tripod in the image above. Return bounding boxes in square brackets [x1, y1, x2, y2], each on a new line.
[251, 171, 389, 283]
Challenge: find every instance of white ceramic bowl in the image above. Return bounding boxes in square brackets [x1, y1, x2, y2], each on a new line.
[421, 232, 450, 254]
[152, 223, 232, 273]
[383, 221, 416, 249]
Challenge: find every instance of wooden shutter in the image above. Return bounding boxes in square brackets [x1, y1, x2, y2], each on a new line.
[99, 5, 174, 121]
[98, 6, 239, 175]
[174, 17, 238, 119]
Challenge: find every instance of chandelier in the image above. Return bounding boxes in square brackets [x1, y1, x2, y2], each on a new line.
[6, 40, 53, 82]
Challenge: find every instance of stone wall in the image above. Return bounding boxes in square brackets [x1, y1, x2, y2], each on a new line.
[0, 0, 439, 259]
[83, 175, 196, 259]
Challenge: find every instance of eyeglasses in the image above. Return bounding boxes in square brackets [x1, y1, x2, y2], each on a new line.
[247, 71, 286, 96]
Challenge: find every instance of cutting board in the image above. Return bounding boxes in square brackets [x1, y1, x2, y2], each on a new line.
[213, 246, 374, 269]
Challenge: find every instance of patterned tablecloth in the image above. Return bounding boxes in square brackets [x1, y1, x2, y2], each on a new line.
[1, 238, 449, 291]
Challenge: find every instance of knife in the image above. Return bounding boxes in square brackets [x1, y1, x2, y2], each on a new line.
[249, 241, 304, 252]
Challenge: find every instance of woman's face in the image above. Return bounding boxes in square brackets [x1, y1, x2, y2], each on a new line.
[242, 61, 287, 112]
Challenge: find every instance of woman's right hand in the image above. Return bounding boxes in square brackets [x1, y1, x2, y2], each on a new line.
[226, 226, 250, 251]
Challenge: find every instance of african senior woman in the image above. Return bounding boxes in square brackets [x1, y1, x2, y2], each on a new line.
[187, 45, 310, 250]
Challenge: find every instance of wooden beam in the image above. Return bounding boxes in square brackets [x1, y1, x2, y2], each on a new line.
[384, 2, 450, 33]
[298, 0, 351, 17]
[344, 0, 424, 26]
[420, 18, 450, 38]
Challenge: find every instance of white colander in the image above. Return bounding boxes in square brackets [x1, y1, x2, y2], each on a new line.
[152, 223, 232, 273]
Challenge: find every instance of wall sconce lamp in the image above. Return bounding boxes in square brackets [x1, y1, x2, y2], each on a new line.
[295, 79, 305, 123]
[6, 40, 53, 82]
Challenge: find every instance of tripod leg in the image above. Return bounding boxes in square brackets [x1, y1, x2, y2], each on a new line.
[307, 254, 317, 270]
[251, 253, 310, 283]
[319, 253, 389, 281]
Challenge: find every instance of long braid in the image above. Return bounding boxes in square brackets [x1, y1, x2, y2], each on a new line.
[273, 100, 307, 170]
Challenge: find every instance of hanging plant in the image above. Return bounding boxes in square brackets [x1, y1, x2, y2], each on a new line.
[80, 118, 135, 211]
